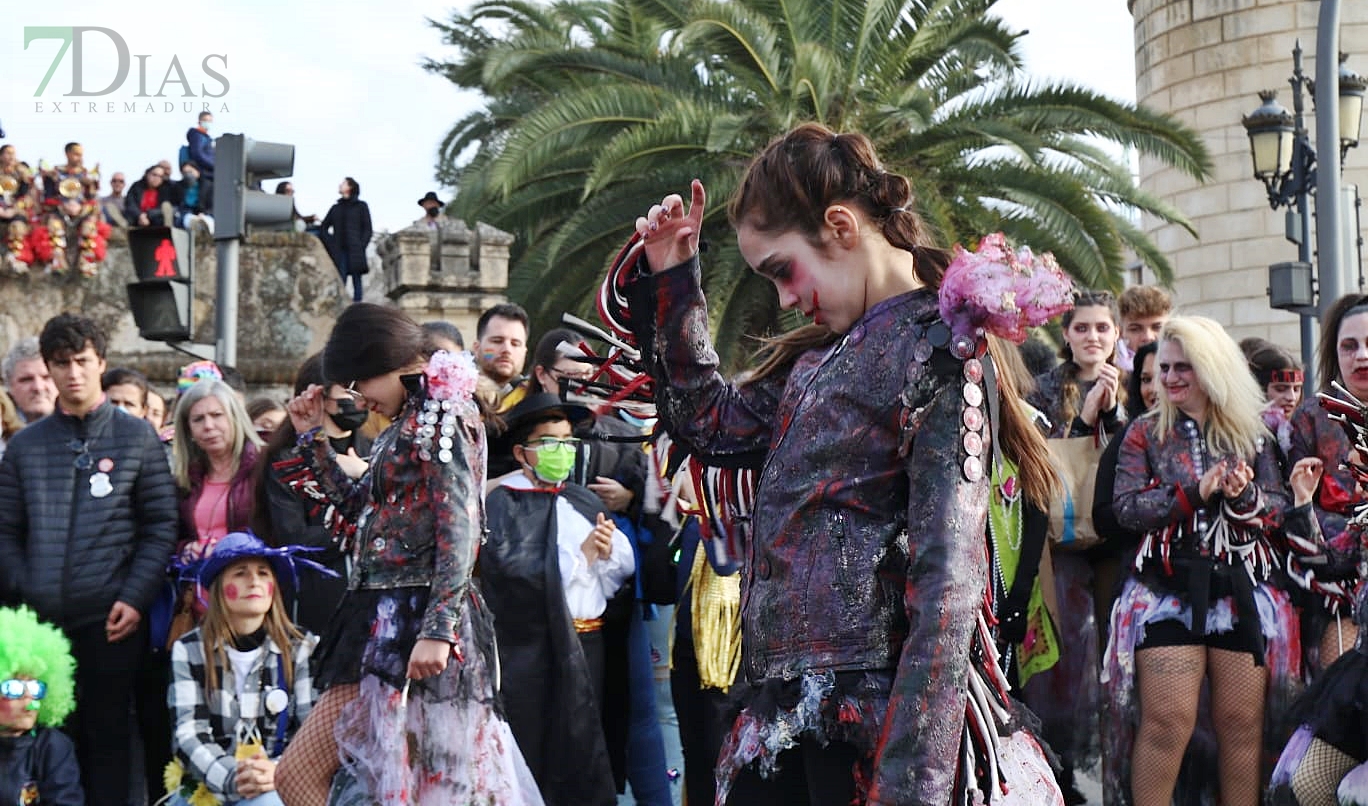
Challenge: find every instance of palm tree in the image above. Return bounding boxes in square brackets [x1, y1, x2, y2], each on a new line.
[427, 0, 1210, 369]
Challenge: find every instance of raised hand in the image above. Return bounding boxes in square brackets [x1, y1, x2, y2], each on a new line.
[286, 383, 326, 435]
[635, 179, 706, 274]
[1289, 457, 1324, 507]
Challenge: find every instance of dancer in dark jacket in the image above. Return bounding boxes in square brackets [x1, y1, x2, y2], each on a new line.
[616, 124, 1067, 805]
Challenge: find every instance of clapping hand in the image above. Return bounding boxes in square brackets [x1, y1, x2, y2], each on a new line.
[581, 513, 616, 564]
[1198, 460, 1229, 501]
[1080, 364, 1121, 426]
[635, 180, 706, 274]
[1219, 459, 1254, 500]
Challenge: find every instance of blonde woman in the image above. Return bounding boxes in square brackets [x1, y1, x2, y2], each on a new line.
[1105, 316, 1294, 806]
[173, 379, 264, 562]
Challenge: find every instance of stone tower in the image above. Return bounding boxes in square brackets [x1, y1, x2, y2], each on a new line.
[1130, 0, 1368, 349]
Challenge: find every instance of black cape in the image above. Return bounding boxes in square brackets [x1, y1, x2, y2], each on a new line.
[480, 481, 616, 806]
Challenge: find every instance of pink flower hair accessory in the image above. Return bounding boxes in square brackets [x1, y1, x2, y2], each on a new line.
[937, 232, 1075, 345]
[424, 349, 479, 404]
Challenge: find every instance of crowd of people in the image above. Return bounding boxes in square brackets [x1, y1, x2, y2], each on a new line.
[0, 117, 377, 304]
[1, 120, 1368, 806]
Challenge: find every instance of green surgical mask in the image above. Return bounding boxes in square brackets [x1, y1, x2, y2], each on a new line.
[526, 440, 576, 484]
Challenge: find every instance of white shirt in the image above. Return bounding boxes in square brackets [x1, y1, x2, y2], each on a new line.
[224, 645, 264, 701]
[500, 474, 635, 620]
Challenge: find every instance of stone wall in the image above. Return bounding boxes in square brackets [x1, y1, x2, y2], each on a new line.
[0, 227, 347, 389]
[0, 220, 514, 396]
[1130, 0, 1368, 347]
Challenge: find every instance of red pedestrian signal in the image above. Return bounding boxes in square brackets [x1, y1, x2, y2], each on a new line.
[127, 225, 194, 342]
[129, 226, 191, 281]
[154, 238, 178, 277]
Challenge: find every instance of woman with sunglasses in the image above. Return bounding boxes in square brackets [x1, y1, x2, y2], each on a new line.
[1106, 316, 1292, 806]
[0, 606, 82, 806]
[273, 303, 541, 806]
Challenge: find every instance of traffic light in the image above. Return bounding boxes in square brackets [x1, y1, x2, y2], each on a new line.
[126, 226, 193, 341]
[212, 134, 295, 239]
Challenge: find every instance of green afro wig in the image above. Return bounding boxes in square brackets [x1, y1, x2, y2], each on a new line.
[0, 607, 76, 728]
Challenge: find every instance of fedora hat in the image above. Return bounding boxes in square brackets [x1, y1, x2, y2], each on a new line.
[417, 191, 446, 207]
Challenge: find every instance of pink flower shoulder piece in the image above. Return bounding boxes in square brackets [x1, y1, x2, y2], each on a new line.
[938, 232, 1075, 345]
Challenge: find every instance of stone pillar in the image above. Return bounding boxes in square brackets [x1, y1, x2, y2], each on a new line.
[378, 219, 514, 343]
[1130, 0, 1368, 347]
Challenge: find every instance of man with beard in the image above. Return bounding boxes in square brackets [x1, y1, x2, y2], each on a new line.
[474, 303, 530, 411]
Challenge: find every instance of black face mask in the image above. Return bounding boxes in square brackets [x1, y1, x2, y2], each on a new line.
[424, 207, 440, 218]
[328, 398, 369, 432]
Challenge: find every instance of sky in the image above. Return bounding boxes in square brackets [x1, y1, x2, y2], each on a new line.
[0, 1, 1138, 234]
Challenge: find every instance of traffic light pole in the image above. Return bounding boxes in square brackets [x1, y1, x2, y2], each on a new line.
[211, 133, 294, 368]
[215, 236, 240, 367]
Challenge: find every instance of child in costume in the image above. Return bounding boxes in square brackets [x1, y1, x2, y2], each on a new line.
[0, 606, 83, 806]
[166, 532, 331, 806]
[481, 393, 636, 806]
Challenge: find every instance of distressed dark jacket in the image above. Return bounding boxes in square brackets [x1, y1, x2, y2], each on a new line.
[0, 401, 179, 627]
[293, 379, 485, 644]
[627, 257, 990, 804]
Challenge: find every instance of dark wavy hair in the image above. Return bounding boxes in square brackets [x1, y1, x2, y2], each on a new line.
[39, 312, 108, 361]
[321, 304, 432, 385]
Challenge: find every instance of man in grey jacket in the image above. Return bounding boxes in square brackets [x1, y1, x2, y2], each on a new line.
[0, 313, 179, 806]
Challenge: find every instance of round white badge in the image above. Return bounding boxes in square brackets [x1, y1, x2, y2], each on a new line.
[265, 688, 289, 715]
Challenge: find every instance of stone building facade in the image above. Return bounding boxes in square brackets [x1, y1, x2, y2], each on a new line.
[1130, 0, 1368, 348]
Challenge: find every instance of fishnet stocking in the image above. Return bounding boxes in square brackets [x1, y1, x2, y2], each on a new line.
[276, 684, 358, 806]
[1320, 617, 1359, 670]
[1290, 738, 1357, 806]
[1207, 647, 1265, 806]
[1132, 645, 1205, 806]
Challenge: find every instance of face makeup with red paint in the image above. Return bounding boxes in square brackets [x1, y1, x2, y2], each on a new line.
[737, 222, 868, 334]
[218, 559, 276, 625]
[1337, 311, 1368, 401]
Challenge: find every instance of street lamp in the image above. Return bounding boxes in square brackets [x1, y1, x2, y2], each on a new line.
[1241, 43, 1365, 389]
[1342, 54, 1367, 157]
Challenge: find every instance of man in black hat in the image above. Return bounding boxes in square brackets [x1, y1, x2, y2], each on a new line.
[415, 191, 446, 230]
[413, 191, 452, 273]
[481, 393, 633, 806]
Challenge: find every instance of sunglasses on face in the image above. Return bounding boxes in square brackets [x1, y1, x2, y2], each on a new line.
[0, 679, 46, 700]
[343, 382, 368, 406]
